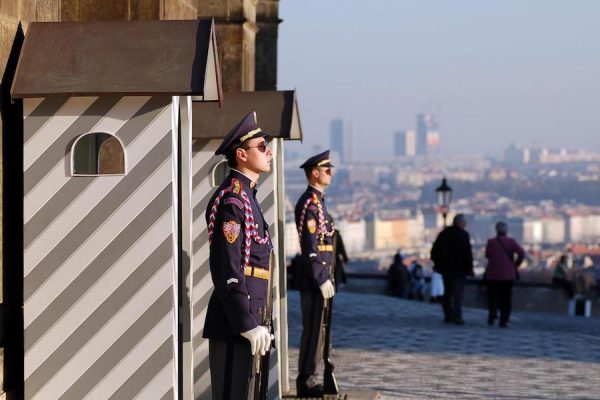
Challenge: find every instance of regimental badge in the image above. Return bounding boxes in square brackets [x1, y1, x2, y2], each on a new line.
[223, 221, 241, 243]
[307, 218, 317, 234]
[232, 178, 241, 194]
[312, 195, 319, 205]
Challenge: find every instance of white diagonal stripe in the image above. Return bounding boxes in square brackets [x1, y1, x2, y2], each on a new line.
[29, 262, 174, 400]
[83, 314, 174, 400]
[25, 159, 173, 325]
[24, 106, 171, 269]
[23, 96, 160, 224]
[24, 210, 173, 371]
[24, 97, 98, 169]
[132, 361, 174, 400]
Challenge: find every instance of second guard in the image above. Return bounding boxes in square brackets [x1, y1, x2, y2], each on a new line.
[294, 150, 337, 397]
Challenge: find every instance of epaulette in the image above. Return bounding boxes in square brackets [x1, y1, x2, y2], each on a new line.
[311, 193, 320, 205]
[231, 178, 242, 194]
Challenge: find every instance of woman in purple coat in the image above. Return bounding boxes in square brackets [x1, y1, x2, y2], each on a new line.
[484, 221, 525, 327]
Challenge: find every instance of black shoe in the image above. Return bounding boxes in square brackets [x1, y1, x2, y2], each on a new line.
[487, 315, 494, 325]
[297, 381, 324, 398]
[443, 317, 452, 323]
[499, 322, 508, 328]
[453, 318, 465, 325]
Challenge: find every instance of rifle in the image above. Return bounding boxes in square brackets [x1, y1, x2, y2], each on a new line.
[322, 232, 339, 395]
[248, 252, 275, 400]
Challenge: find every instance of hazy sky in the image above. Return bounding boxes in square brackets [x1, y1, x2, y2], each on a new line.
[277, 0, 600, 159]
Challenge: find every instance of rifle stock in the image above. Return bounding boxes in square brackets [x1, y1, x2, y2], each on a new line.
[323, 232, 339, 395]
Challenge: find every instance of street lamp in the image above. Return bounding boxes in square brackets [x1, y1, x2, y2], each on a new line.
[436, 177, 453, 227]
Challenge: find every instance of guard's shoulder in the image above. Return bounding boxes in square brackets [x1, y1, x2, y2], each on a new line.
[311, 193, 320, 204]
[217, 178, 245, 210]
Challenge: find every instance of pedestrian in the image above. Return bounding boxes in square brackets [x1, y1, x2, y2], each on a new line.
[387, 251, 409, 298]
[484, 221, 525, 327]
[294, 150, 336, 397]
[430, 213, 474, 325]
[552, 255, 574, 298]
[202, 111, 274, 399]
[409, 260, 425, 301]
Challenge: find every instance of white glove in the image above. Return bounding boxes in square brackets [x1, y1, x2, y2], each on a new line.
[319, 280, 335, 299]
[240, 326, 271, 356]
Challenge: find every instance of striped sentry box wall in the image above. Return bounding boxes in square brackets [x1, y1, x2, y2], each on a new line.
[191, 139, 284, 399]
[23, 96, 180, 400]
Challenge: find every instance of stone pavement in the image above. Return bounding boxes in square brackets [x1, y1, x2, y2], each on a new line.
[286, 290, 600, 399]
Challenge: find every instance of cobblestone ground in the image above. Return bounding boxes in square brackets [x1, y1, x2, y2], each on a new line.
[286, 290, 600, 400]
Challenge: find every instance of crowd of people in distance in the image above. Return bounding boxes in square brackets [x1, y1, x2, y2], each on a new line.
[387, 214, 600, 327]
[387, 252, 441, 302]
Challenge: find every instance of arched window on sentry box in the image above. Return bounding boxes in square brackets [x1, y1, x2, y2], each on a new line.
[211, 159, 230, 187]
[71, 133, 126, 176]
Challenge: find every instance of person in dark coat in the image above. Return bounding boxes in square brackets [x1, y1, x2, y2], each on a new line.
[484, 221, 525, 327]
[430, 213, 474, 325]
[294, 150, 336, 397]
[202, 111, 274, 399]
[387, 251, 409, 298]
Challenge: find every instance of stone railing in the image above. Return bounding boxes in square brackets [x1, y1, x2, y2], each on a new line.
[343, 273, 600, 317]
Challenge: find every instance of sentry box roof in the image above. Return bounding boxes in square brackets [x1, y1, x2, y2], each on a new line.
[192, 90, 303, 141]
[11, 19, 222, 101]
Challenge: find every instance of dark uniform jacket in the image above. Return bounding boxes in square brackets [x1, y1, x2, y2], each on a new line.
[294, 186, 335, 291]
[431, 225, 474, 278]
[203, 170, 272, 342]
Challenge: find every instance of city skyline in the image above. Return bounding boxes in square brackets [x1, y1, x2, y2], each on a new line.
[278, 1, 600, 160]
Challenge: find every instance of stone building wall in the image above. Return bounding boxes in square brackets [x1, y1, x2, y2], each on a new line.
[198, 0, 258, 91]
[256, 0, 279, 90]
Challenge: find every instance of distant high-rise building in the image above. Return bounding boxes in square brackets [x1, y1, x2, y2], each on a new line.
[394, 130, 416, 157]
[330, 118, 353, 164]
[504, 144, 530, 164]
[416, 113, 439, 156]
[427, 132, 440, 155]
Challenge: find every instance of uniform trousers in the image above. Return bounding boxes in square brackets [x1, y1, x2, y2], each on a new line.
[209, 339, 253, 400]
[297, 290, 325, 384]
[442, 276, 466, 320]
[486, 280, 514, 324]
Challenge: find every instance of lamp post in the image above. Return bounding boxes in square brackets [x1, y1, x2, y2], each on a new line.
[436, 177, 453, 227]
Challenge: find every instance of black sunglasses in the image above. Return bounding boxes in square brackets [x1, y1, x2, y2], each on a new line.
[243, 140, 269, 153]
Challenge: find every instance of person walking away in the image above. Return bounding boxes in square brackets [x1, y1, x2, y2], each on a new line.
[430, 214, 474, 325]
[484, 221, 525, 327]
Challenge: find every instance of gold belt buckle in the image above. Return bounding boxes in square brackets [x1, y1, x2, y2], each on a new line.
[244, 265, 269, 280]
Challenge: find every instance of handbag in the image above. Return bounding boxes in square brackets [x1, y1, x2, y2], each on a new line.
[497, 238, 520, 280]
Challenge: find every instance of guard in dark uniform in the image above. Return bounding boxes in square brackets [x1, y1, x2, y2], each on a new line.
[294, 150, 336, 397]
[203, 111, 274, 399]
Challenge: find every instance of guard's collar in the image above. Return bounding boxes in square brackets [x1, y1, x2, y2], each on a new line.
[230, 169, 257, 189]
[307, 185, 324, 198]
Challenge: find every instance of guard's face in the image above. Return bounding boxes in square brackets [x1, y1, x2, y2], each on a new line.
[242, 137, 272, 173]
[314, 166, 333, 186]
